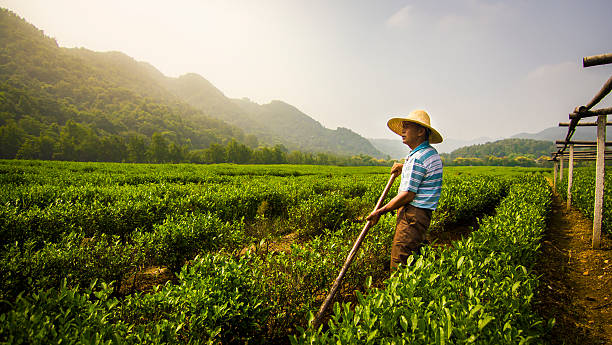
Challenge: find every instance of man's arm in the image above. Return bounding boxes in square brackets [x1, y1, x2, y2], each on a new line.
[366, 190, 415, 225]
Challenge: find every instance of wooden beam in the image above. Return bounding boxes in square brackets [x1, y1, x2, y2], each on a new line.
[593, 115, 606, 249]
[570, 107, 612, 119]
[555, 140, 612, 146]
[555, 151, 612, 156]
[556, 145, 599, 148]
[583, 53, 612, 67]
[567, 144, 574, 211]
[559, 156, 612, 160]
[553, 151, 612, 157]
[559, 122, 612, 127]
[584, 75, 612, 111]
[556, 150, 610, 154]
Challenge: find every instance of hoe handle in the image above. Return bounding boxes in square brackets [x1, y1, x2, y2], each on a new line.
[312, 173, 397, 329]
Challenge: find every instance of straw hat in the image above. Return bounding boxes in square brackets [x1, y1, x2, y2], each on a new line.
[387, 109, 443, 144]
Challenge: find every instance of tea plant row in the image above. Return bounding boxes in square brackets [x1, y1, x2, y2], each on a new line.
[0, 160, 533, 343]
[556, 167, 612, 234]
[293, 175, 553, 344]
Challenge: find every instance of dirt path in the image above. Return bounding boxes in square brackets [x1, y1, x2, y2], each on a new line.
[535, 182, 612, 344]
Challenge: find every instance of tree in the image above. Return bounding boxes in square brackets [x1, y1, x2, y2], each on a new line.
[205, 143, 226, 163]
[287, 151, 305, 164]
[168, 142, 189, 163]
[53, 120, 100, 161]
[126, 134, 148, 162]
[99, 135, 127, 162]
[226, 139, 252, 164]
[0, 120, 26, 158]
[272, 144, 288, 164]
[149, 132, 170, 163]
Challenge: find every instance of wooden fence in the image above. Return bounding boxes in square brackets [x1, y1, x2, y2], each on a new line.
[551, 53, 612, 249]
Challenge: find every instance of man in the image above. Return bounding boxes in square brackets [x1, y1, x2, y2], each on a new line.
[367, 109, 443, 271]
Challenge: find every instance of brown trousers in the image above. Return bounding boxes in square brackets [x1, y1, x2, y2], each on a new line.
[390, 204, 432, 271]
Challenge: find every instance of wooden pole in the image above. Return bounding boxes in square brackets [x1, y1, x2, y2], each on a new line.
[583, 53, 612, 67]
[312, 173, 397, 329]
[584, 76, 612, 111]
[559, 121, 612, 126]
[569, 107, 612, 119]
[567, 144, 574, 211]
[555, 140, 612, 146]
[559, 155, 564, 182]
[593, 115, 606, 249]
[553, 161, 558, 189]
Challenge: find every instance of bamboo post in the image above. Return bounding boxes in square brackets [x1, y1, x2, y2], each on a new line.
[567, 144, 574, 210]
[553, 161, 558, 189]
[559, 156, 564, 182]
[593, 115, 606, 249]
[312, 173, 397, 329]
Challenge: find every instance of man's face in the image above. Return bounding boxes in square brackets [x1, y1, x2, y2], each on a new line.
[401, 121, 424, 146]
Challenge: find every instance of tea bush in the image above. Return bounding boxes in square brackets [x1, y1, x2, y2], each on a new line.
[0, 160, 550, 343]
[556, 167, 612, 234]
[292, 176, 552, 344]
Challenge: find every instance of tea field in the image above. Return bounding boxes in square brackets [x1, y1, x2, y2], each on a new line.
[556, 166, 612, 235]
[0, 160, 553, 344]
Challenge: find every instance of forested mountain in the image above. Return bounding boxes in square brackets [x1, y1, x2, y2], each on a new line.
[166, 73, 383, 156]
[0, 8, 383, 163]
[0, 9, 243, 162]
[369, 136, 496, 158]
[367, 138, 410, 159]
[441, 138, 555, 166]
[232, 99, 382, 156]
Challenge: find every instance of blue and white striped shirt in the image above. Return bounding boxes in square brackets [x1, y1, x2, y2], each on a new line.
[398, 141, 443, 210]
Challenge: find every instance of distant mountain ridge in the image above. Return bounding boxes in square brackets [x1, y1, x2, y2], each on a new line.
[512, 126, 612, 141]
[444, 138, 555, 160]
[371, 124, 610, 160]
[0, 8, 384, 159]
[165, 72, 383, 156]
[369, 136, 496, 158]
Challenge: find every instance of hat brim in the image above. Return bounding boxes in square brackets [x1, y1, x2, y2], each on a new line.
[387, 118, 443, 144]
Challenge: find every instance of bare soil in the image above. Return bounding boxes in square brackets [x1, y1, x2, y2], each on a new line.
[535, 183, 612, 344]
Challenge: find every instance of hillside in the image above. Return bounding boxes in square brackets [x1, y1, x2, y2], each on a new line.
[0, 9, 243, 161]
[368, 138, 410, 159]
[441, 138, 555, 166]
[373, 123, 612, 159]
[166, 73, 383, 156]
[0, 8, 383, 161]
[369, 136, 496, 158]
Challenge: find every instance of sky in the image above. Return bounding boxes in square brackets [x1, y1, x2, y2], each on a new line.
[2, 0, 612, 141]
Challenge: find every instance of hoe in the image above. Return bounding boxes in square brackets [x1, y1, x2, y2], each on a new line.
[312, 173, 397, 328]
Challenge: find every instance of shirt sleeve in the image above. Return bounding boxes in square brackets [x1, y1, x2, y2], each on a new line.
[398, 157, 426, 193]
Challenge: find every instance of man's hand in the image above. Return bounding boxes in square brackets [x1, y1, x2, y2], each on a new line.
[366, 209, 383, 226]
[391, 163, 403, 177]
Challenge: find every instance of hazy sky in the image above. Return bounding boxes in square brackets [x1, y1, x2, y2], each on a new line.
[2, 0, 612, 140]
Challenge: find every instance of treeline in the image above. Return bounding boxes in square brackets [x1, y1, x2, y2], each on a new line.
[0, 118, 391, 166]
[440, 138, 555, 167]
[441, 155, 551, 167]
[190, 141, 391, 166]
